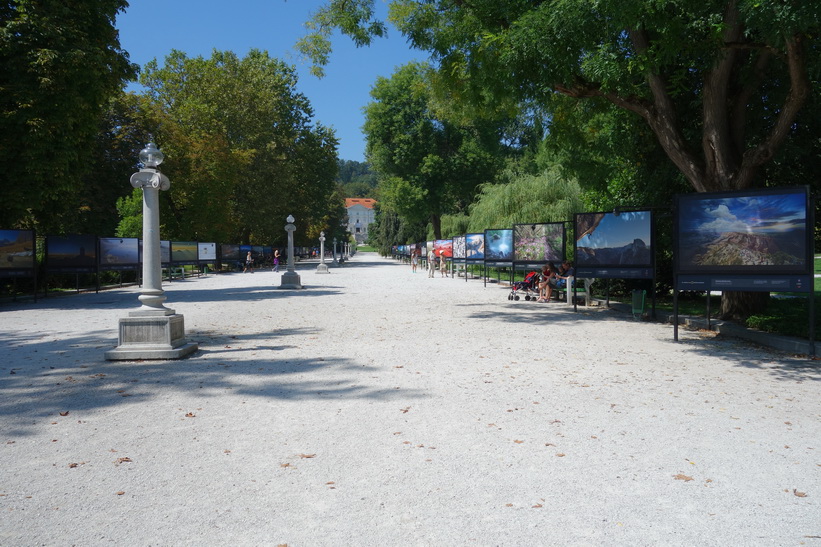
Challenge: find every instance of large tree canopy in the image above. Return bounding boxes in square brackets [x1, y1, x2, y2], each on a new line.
[300, 0, 819, 194]
[364, 62, 505, 238]
[128, 49, 341, 245]
[0, 0, 136, 231]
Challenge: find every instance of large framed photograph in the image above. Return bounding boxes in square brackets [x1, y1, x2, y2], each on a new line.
[484, 229, 513, 263]
[513, 223, 565, 264]
[171, 241, 198, 264]
[221, 244, 240, 263]
[465, 233, 485, 261]
[453, 235, 466, 260]
[434, 239, 453, 258]
[675, 187, 810, 275]
[576, 211, 653, 267]
[46, 234, 98, 273]
[99, 237, 139, 270]
[0, 229, 36, 276]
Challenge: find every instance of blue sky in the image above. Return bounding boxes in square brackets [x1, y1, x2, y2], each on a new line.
[116, 0, 426, 162]
[578, 212, 651, 249]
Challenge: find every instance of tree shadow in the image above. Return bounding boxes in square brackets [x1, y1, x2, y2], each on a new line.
[0, 324, 429, 437]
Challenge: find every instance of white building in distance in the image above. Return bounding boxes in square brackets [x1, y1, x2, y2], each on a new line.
[345, 198, 377, 244]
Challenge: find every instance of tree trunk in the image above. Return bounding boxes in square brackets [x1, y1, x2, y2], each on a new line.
[431, 213, 442, 240]
[719, 291, 769, 322]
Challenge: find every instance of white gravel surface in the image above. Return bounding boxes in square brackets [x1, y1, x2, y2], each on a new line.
[1, 252, 819, 546]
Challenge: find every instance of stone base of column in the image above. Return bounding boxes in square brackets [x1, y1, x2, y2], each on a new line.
[279, 271, 303, 289]
[316, 263, 329, 274]
[105, 314, 198, 360]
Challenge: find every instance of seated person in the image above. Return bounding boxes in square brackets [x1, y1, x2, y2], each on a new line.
[538, 262, 558, 302]
[550, 260, 576, 295]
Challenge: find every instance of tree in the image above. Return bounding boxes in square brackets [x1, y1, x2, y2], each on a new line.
[136, 49, 340, 245]
[0, 0, 136, 232]
[300, 0, 820, 320]
[364, 62, 504, 238]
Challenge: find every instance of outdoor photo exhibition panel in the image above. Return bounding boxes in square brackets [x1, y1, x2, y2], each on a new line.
[220, 244, 240, 270]
[139, 239, 171, 265]
[171, 241, 199, 266]
[45, 234, 99, 294]
[99, 238, 139, 271]
[673, 186, 814, 350]
[0, 229, 37, 299]
[198, 242, 217, 270]
[484, 228, 514, 286]
[513, 223, 566, 268]
[574, 210, 656, 312]
[465, 233, 485, 281]
[0, 229, 36, 278]
[452, 235, 466, 277]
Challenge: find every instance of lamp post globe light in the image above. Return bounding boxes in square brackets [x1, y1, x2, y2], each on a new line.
[316, 231, 329, 274]
[279, 214, 303, 289]
[105, 143, 198, 360]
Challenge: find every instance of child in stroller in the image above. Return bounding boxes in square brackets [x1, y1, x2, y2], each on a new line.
[508, 271, 539, 301]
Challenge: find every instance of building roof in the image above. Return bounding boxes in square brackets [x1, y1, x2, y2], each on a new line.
[345, 198, 377, 209]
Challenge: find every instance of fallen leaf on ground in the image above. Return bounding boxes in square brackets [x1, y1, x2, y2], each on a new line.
[514, 440, 524, 444]
[299, 454, 316, 459]
[59, 411, 69, 417]
[115, 491, 125, 496]
[793, 489, 807, 497]
[674, 474, 694, 482]
[185, 413, 195, 418]
[115, 457, 132, 465]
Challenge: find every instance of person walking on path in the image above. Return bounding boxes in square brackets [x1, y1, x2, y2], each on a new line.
[427, 248, 436, 278]
[439, 249, 448, 277]
[273, 249, 280, 272]
[411, 251, 418, 273]
[243, 251, 254, 273]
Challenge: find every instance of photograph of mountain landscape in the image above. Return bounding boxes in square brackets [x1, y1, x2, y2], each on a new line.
[172, 241, 198, 263]
[465, 233, 485, 261]
[0, 230, 35, 271]
[677, 188, 808, 272]
[514, 223, 565, 263]
[485, 229, 513, 261]
[575, 212, 652, 267]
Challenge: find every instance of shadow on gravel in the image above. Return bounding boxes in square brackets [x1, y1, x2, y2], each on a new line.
[0, 326, 428, 436]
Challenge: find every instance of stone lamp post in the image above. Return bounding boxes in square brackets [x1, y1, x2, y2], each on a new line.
[106, 143, 198, 360]
[280, 214, 303, 289]
[332, 238, 339, 266]
[316, 231, 329, 274]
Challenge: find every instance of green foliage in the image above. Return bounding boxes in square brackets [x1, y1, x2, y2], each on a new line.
[136, 49, 341, 245]
[0, 0, 137, 232]
[115, 189, 143, 238]
[337, 159, 378, 197]
[465, 167, 583, 232]
[364, 62, 505, 238]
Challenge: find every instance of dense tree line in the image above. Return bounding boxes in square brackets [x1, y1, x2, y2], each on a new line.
[301, 0, 820, 320]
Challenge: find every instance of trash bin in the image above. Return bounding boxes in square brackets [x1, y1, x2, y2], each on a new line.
[631, 289, 646, 320]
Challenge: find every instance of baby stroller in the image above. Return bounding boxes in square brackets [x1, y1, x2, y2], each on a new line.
[508, 271, 539, 301]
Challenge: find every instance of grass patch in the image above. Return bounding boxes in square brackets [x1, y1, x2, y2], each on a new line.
[356, 245, 378, 253]
[620, 292, 820, 339]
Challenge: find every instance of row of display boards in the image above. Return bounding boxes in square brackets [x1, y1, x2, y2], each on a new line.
[0, 235, 304, 298]
[391, 186, 815, 352]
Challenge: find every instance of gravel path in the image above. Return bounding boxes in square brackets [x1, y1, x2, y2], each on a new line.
[1, 253, 819, 545]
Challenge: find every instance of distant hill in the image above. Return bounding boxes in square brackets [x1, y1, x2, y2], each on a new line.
[695, 232, 802, 266]
[337, 159, 377, 198]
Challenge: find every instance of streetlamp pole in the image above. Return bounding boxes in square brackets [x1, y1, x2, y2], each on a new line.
[106, 143, 197, 360]
[316, 231, 329, 274]
[332, 238, 339, 266]
[280, 214, 303, 289]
